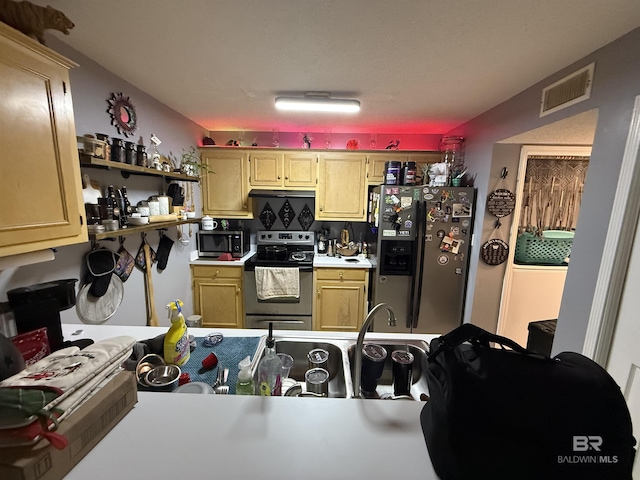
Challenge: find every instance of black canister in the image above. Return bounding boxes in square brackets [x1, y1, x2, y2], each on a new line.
[391, 350, 414, 396]
[124, 141, 136, 164]
[110, 137, 125, 162]
[136, 144, 148, 167]
[360, 344, 387, 393]
[402, 161, 417, 185]
[384, 161, 401, 185]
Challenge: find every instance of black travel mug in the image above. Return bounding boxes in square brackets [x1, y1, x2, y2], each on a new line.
[391, 350, 414, 396]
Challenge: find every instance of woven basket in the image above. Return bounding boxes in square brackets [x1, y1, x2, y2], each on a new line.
[514, 231, 574, 265]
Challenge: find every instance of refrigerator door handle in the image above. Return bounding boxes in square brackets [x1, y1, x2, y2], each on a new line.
[407, 200, 420, 328]
[412, 200, 428, 329]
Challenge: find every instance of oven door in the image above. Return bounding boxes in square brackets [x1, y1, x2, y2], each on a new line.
[243, 267, 313, 329]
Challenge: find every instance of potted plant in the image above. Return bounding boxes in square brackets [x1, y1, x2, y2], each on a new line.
[179, 146, 209, 178]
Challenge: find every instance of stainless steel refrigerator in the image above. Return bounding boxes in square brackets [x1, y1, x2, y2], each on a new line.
[370, 185, 476, 334]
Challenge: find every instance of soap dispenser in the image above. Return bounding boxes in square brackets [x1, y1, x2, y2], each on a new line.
[256, 322, 283, 396]
[163, 299, 190, 367]
[236, 355, 255, 395]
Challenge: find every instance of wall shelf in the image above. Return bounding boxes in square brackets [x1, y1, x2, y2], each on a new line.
[79, 154, 199, 183]
[90, 218, 201, 241]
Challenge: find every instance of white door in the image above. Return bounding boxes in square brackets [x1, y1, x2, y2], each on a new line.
[606, 209, 640, 477]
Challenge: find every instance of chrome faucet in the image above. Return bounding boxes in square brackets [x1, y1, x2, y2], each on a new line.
[352, 303, 396, 398]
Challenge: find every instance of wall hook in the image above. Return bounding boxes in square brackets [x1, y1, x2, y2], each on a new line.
[500, 167, 509, 179]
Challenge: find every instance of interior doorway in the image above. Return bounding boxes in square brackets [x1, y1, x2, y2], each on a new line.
[497, 145, 591, 347]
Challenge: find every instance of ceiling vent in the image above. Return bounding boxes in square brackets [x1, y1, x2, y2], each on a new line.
[540, 62, 595, 117]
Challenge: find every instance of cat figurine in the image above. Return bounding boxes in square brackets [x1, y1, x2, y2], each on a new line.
[0, 0, 74, 45]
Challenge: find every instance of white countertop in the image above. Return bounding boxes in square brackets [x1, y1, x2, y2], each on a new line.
[313, 254, 372, 269]
[189, 250, 373, 269]
[61, 324, 438, 480]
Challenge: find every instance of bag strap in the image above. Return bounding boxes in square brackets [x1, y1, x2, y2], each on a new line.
[429, 323, 532, 359]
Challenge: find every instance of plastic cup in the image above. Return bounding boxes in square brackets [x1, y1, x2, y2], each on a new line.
[277, 353, 294, 379]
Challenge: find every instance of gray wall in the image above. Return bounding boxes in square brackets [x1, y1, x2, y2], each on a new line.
[447, 27, 640, 354]
[0, 36, 207, 327]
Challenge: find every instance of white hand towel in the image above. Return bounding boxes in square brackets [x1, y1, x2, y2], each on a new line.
[255, 266, 300, 300]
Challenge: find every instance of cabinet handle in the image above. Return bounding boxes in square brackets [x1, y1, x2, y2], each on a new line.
[278, 176, 281, 179]
[320, 206, 323, 212]
[236, 288, 241, 295]
[339, 272, 343, 279]
[285, 176, 289, 180]
[317, 290, 320, 297]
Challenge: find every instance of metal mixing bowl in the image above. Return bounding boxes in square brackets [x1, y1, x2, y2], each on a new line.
[135, 354, 166, 386]
[145, 365, 181, 391]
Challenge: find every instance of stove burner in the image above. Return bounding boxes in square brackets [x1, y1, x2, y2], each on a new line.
[291, 252, 307, 261]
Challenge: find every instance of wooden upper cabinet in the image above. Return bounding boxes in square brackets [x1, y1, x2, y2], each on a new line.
[200, 149, 252, 217]
[250, 151, 317, 188]
[283, 152, 317, 187]
[367, 153, 408, 185]
[0, 23, 87, 257]
[249, 151, 283, 187]
[317, 153, 367, 221]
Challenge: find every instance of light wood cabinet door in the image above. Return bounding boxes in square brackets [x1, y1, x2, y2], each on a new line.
[317, 153, 367, 221]
[283, 152, 317, 187]
[250, 152, 283, 187]
[201, 149, 252, 217]
[313, 268, 368, 332]
[192, 266, 244, 328]
[0, 23, 86, 257]
[367, 154, 408, 185]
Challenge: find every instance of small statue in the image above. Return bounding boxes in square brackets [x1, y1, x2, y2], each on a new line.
[386, 139, 401, 150]
[0, 0, 74, 45]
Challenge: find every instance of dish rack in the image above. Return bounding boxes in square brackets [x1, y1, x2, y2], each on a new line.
[514, 230, 574, 265]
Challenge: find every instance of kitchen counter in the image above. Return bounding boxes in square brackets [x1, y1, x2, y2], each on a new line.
[61, 324, 438, 480]
[189, 250, 373, 269]
[313, 254, 372, 269]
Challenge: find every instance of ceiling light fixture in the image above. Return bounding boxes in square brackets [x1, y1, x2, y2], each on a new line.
[275, 92, 360, 113]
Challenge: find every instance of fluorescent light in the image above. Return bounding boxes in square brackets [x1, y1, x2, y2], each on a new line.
[275, 94, 360, 113]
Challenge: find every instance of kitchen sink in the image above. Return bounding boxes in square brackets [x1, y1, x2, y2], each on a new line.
[251, 335, 430, 400]
[253, 337, 352, 398]
[347, 340, 430, 400]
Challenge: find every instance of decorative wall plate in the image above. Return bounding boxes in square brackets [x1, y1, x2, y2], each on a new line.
[278, 200, 296, 229]
[259, 203, 277, 230]
[297, 204, 315, 231]
[107, 92, 137, 137]
[487, 189, 516, 218]
[480, 238, 509, 265]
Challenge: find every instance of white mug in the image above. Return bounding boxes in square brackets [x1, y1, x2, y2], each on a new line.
[157, 196, 170, 215]
[202, 216, 217, 230]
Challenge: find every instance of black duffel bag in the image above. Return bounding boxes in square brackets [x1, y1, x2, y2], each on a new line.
[420, 323, 636, 480]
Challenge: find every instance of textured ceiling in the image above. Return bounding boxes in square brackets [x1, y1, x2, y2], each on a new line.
[38, 0, 640, 134]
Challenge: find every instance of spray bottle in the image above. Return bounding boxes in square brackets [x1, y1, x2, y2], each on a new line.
[163, 299, 190, 366]
[236, 356, 255, 395]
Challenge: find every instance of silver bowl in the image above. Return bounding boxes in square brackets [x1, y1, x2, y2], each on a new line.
[145, 365, 181, 391]
[135, 354, 166, 386]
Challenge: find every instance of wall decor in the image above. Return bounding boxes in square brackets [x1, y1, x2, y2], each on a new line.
[278, 199, 296, 229]
[297, 204, 315, 231]
[107, 92, 137, 137]
[259, 203, 277, 230]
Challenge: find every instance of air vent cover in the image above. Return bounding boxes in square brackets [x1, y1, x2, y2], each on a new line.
[540, 62, 595, 117]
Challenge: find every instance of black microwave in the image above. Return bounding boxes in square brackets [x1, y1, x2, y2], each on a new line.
[197, 230, 250, 258]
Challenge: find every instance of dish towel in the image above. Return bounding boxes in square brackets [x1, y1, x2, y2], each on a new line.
[255, 266, 300, 300]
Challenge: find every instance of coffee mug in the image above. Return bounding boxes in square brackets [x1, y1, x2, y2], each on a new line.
[201, 216, 217, 230]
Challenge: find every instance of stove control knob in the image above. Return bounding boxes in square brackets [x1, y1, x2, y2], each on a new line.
[305, 235, 310, 240]
[298, 234, 303, 239]
[260, 234, 266, 240]
[268, 234, 272, 239]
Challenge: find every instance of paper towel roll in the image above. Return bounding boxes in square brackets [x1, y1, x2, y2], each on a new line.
[0, 249, 55, 271]
[158, 196, 170, 215]
[148, 201, 160, 216]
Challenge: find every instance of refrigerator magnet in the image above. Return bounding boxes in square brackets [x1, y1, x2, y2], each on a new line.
[437, 254, 449, 265]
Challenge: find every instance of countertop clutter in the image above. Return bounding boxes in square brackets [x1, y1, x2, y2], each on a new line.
[190, 249, 374, 269]
[60, 324, 439, 480]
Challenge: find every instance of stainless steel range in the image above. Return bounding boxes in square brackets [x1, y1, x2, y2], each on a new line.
[244, 230, 315, 330]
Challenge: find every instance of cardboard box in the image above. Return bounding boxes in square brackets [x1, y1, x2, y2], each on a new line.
[0, 371, 137, 480]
